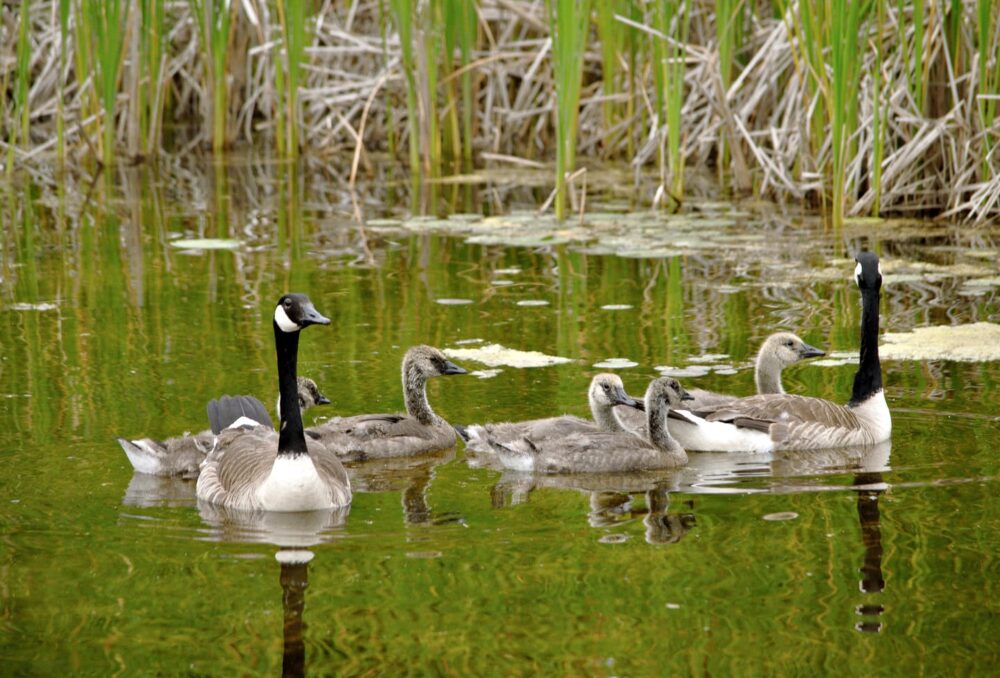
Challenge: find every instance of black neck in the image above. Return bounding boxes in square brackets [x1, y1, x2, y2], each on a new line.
[275, 321, 309, 455]
[849, 287, 883, 406]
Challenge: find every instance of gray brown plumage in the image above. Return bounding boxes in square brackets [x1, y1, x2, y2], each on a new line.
[464, 373, 642, 454]
[117, 377, 329, 477]
[306, 345, 467, 461]
[617, 332, 824, 434]
[490, 377, 692, 474]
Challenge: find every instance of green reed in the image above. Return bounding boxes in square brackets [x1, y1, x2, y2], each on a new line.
[977, 0, 999, 177]
[83, 0, 128, 166]
[7, 0, 32, 173]
[829, 0, 868, 227]
[57, 0, 70, 164]
[139, 0, 167, 156]
[189, 0, 232, 153]
[548, 0, 592, 220]
[389, 0, 421, 178]
[870, 0, 885, 215]
[652, 0, 690, 204]
[715, 0, 745, 172]
[443, 0, 477, 171]
[276, 0, 308, 157]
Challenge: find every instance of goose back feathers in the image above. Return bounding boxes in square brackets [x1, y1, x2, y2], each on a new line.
[117, 377, 330, 477]
[464, 373, 642, 453]
[490, 377, 692, 474]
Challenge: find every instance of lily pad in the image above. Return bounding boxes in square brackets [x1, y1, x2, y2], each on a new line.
[170, 238, 241, 250]
[880, 322, 1000, 361]
[655, 365, 712, 378]
[435, 298, 474, 305]
[444, 343, 573, 368]
[593, 358, 638, 369]
[516, 300, 550, 307]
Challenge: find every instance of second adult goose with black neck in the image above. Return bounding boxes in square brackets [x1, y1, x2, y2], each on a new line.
[667, 253, 891, 452]
[306, 345, 467, 461]
[196, 294, 351, 511]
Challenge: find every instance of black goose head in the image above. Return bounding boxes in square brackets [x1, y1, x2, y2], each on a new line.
[854, 252, 882, 292]
[273, 293, 331, 333]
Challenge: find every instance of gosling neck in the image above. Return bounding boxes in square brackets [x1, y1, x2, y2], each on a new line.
[590, 397, 626, 433]
[754, 350, 785, 395]
[403, 361, 438, 426]
[647, 396, 688, 462]
[275, 322, 309, 456]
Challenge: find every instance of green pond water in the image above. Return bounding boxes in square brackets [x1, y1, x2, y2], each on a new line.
[1, 161, 999, 676]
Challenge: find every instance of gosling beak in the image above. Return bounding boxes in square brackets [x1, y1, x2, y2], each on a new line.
[633, 400, 647, 412]
[300, 302, 331, 327]
[442, 359, 467, 376]
[680, 388, 695, 401]
[315, 393, 332, 406]
[612, 386, 643, 410]
[798, 342, 826, 359]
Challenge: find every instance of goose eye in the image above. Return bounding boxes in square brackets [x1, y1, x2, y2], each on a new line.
[284, 299, 292, 308]
[785, 341, 794, 347]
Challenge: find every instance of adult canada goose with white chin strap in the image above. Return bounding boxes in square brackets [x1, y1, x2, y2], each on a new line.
[616, 332, 825, 434]
[667, 252, 891, 453]
[196, 294, 352, 512]
[462, 373, 643, 454]
[305, 345, 467, 462]
[117, 377, 330, 477]
[488, 377, 694, 474]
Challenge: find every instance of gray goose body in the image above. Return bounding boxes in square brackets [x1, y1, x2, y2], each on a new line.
[306, 346, 467, 462]
[490, 378, 692, 474]
[117, 378, 329, 477]
[463, 374, 642, 454]
[196, 293, 352, 512]
[617, 332, 824, 434]
[667, 253, 891, 453]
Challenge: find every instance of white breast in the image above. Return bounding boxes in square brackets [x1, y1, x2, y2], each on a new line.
[667, 413, 775, 454]
[256, 455, 333, 511]
[850, 390, 892, 443]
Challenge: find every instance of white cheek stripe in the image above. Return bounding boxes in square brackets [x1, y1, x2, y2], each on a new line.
[274, 305, 300, 332]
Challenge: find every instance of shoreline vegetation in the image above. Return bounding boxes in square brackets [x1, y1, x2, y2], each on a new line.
[0, 1, 997, 224]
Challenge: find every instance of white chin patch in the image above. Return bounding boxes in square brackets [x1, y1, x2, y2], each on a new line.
[854, 261, 862, 279]
[877, 262, 883, 276]
[274, 305, 301, 332]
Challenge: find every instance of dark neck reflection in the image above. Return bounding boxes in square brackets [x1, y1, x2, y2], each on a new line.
[277, 549, 312, 678]
[853, 472, 886, 633]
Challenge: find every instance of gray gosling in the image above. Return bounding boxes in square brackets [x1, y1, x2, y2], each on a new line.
[306, 345, 467, 462]
[617, 332, 824, 434]
[196, 293, 351, 512]
[489, 377, 694, 474]
[464, 373, 643, 454]
[117, 377, 330, 477]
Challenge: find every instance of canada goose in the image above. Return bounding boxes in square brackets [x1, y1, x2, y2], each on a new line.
[463, 373, 643, 454]
[667, 252, 890, 452]
[305, 345, 467, 462]
[196, 293, 352, 512]
[117, 377, 330, 477]
[616, 332, 825, 433]
[489, 377, 694, 474]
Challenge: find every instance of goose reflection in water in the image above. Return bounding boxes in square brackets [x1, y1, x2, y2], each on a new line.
[491, 470, 695, 546]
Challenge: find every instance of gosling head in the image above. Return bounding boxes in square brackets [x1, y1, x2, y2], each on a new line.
[760, 332, 826, 366]
[589, 373, 642, 409]
[273, 293, 331, 333]
[405, 345, 468, 378]
[645, 377, 694, 409]
[854, 251, 882, 292]
[297, 377, 331, 410]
